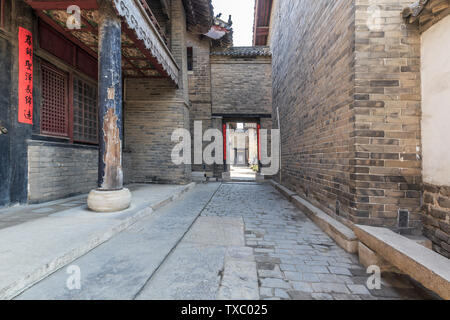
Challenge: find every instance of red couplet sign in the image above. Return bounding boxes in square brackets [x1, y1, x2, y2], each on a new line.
[18, 27, 33, 124]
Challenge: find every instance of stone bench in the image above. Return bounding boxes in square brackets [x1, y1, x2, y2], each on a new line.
[354, 225, 450, 300]
[270, 180, 297, 199]
[270, 180, 358, 253]
[291, 195, 358, 253]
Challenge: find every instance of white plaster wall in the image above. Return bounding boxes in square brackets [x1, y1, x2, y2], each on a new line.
[421, 15, 450, 186]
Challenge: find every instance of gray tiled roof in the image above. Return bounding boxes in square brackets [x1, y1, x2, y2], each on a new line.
[211, 46, 272, 57]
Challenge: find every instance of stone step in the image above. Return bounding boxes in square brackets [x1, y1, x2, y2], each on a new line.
[354, 225, 450, 300]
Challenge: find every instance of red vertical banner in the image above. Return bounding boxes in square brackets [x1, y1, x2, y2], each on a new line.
[18, 27, 33, 124]
[223, 123, 227, 162]
[257, 124, 261, 161]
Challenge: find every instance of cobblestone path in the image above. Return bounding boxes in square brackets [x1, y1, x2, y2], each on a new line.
[202, 182, 434, 300]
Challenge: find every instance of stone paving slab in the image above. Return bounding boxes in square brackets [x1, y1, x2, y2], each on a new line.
[136, 243, 226, 300]
[201, 183, 438, 300]
[183, 216, 245, 247]
[216, 247, 259, 300]
[1, 183, 196, 300]
[12, 182, 440, 300]
[15, 183, 220, 300]
[138, 215, 259, 300]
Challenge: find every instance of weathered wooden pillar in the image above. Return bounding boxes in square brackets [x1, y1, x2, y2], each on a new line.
[87, 1, 131, 212]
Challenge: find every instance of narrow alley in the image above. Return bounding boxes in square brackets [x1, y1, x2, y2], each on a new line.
[0, 0, 449, 304]
[16, 182, 435, 300]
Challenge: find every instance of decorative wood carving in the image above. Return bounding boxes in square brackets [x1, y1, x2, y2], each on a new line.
[112, 0, 179, 84]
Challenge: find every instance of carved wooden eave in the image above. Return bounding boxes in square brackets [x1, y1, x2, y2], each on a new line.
[25, 0, 179, 84]
[112, 0, 179, 85]
[402, 0, 429, 23]
[182, 0, 213, 34]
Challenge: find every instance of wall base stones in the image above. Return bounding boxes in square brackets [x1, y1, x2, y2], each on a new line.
[27, 142, 98, 203]
[423, 184, 450, 258]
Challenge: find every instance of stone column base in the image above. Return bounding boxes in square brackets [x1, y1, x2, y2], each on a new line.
[87, 188, 132, 212]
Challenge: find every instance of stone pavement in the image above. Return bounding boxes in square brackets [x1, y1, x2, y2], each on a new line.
[15, 182, 437, 300]
[202, 182, 436, 300]
[16, 183, 222, 300]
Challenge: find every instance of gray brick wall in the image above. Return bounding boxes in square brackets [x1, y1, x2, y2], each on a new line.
[270, 0, 423, 233]
[186, 34, 214, 173]
[353, 0, 422, 230]
[211, 56, 272, 115]
[423, 184, 450, 258]
[123, 100, 191, 184]
[28, 143, 97, 203]
[270, 0, 356, 224]
[123, 0, 191, 185]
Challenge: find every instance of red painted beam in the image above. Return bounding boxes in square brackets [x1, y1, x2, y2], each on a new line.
[257, 124, 261, 162]
[252, 0, 272, 46]
[223, 124, 227, 162]
[25, 0, 98, 10]
[255, 26, 269, 36]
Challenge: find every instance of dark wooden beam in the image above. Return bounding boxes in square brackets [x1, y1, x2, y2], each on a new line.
[25, 0, 99, 10]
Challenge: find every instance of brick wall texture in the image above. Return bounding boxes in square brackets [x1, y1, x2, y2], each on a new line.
[28, 144, 97, 203]
[123, 0, 191, 184]
[186, 36, 273, 175]
[211, 56, 272, 115]
[186, 34, 215, 173]
[270, 0, 424, 234]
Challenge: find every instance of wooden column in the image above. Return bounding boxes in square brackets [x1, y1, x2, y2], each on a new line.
[97, 1, 123, 191]
[88, 1, 130, 212]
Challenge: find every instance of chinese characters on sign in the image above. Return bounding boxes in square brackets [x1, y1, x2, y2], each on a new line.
[18, 27, 33, 124]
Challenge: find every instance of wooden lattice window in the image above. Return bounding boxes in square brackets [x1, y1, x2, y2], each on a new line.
[41, 63, 69, 137]
[73, 77, 98, 143]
